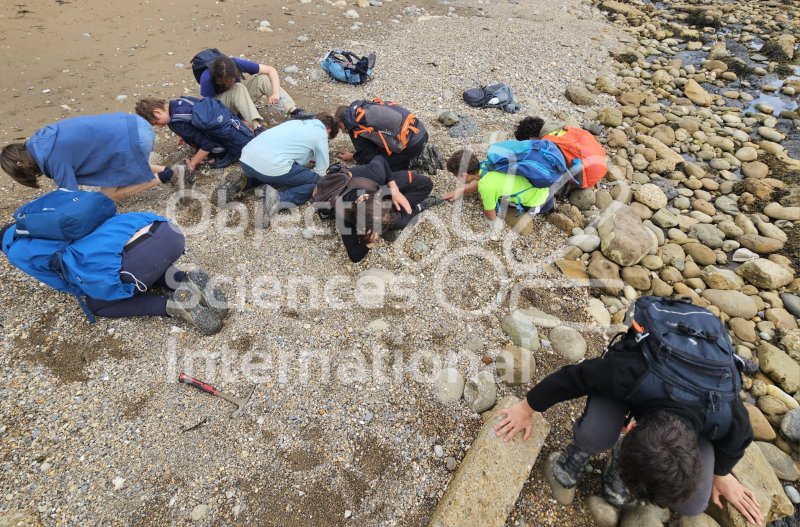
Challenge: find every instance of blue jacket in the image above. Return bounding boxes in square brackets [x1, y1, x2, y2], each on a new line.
[26, 113, 154, 190]
[2, 212, 166, 301]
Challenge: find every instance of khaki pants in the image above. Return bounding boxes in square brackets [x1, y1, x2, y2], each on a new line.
[217, 75, 296, 123]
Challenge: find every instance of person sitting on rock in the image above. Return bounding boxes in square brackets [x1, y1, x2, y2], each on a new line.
[493, 303, 763, 526]
[313, 156, 441, 263]
[193, 50, 312, 133]
[1, 205, 226, 334]
[442, 149, 554, 221]
[136, 97, 240, 171]
[0, 113, 191, 200]
[215, 113, 337, 227]
[333, 99, 442, 174]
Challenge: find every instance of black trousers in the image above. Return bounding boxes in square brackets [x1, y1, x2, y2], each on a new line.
[352, 130, 429, 172]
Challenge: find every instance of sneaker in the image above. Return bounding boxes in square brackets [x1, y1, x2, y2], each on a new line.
[255, 185, 280, 229]
[216, 173, 248, 206]
[552, 443, 591, 489]
[410, 144, 444, 175]
[602, 445, 631, 508]
[169, 163, 196, 191]
[416, 195, 446, 212]
[183, 269, 229, 318]
[166, 285, 223, 335]
[288, 107, 315, 120]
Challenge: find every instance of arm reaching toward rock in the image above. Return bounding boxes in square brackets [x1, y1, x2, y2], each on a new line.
[494, 398, 534, 442]
[711, 473, 763, 526]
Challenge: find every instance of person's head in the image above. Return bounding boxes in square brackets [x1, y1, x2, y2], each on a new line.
[135, 98, 170, 126]
[210, 57, 240, 92]
[1, 143, 40, 188]
[342, 192, 394, 241]
[514, 116, 545, 140]
[315, 112, 339, 140]
[618, 411, 702, 509]
[446, 149, 480, 183]
[334, 105, 350, 132]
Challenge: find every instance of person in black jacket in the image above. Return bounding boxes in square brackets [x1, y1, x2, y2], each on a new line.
[494, 332, 763, 525]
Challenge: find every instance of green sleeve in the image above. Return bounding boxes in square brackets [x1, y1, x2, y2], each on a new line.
[478, 178, 498, 211]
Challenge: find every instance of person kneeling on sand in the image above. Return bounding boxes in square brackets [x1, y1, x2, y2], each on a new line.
[135, 97, 247, 171]
[494, 297, 763, 526]
[333, 99, 443, 174]
[442, 149, 554, 222]
[1, 193, 227, 334]
[214, 113, 338, 228]
[312, 156, 442, 262]
[193, 50, 313, 133]
[1, 113, 191, 201]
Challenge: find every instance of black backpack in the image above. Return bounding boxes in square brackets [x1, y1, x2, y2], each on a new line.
[170, 97, 253, 165]
[615, 296, 742, 440]
[191, 48, 237, 83]
[312, 170, 380, 220]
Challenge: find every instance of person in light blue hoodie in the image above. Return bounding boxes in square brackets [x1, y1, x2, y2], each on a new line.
[1, 113, 190, 200]
[216, 112, 338, 226]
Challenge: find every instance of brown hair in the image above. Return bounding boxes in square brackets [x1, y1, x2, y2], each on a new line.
[446, 149, 480, 176]
[135, 98, 167, 124]
[1, 143, 40, 188]
[333, 105, 350, 130]
[619, 411, 702, 509]
[341, 193, 394, 239]
[210, 57, 240, 92]
[315, 112, 339, 140]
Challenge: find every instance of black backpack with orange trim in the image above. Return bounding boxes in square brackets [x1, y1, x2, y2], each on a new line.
[343, 99, 424, 155]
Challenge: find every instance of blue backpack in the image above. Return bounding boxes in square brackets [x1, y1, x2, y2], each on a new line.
[320, 50, 376, 85]
[171, 97, 254, 161]
[481, 139, 570, 188]
[619, 296, 742, 440]
[13, 189, 116, 241]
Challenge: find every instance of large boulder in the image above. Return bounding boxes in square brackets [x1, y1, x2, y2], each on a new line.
[496, 345, 536, 385]
[588, 252, 624, 295]
[758, 342, 800, 394]
[735, 259, 794, 290]
[549, 326, 587, 363]
[745, 403, 777, 442]
[598, 204, 658, 267]
[565, 84, 596, 106]
[701, 290, 758, 319]
[761, 34, 797, 61]
[427, 397, 550, 527]
[782, 409, 800, 443]
[755, 442, 800, 481]
[701, 266, 744, 290]
[636, 134, 685, 173]
[707, 443, 794, 526]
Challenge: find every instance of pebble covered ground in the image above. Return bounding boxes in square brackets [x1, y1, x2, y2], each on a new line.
[0, 0, 622, 525]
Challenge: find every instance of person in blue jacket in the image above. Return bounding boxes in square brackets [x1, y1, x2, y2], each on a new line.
[196, 55, 312, 133]
[0, 113, 191, 200]
[1, 213, 226, 334]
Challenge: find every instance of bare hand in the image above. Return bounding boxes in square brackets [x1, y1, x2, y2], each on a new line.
[390, 189, 412, 214]
[493, 399, 534, 443]
[711, 474, 763, 526]
[443, 188, 464, 202]
[338, 151, 354, 162]
[268, 93, 280, 105]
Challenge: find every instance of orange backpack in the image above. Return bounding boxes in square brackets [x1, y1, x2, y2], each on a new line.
[545, 127, 608, 188]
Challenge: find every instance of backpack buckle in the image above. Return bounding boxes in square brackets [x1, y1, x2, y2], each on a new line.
[708, 391, 721, 412]
[634, 331, 649, 343]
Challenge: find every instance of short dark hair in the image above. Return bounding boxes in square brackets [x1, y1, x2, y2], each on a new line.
[619, 411, 702, 509]
[135, 98, 167, 124]
[316, 112, 339, 140]
[446, 149, 480, 176]
[210, 57, 240, 91]
[334, 105, 350, 130]
[514, 116, 545, 140]
[1, 143, 40, 188]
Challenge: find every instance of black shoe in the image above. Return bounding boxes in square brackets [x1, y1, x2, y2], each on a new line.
[417, 195, 446, 212]
[602, 445, 631, 508]
[216, 173, 248, 206]
[552, 443, 591, 489]
[288, 107, 315, 120]
[255, 185, 280, 229]
[183, 269, 229, 318]
[410, 144, 444, 175]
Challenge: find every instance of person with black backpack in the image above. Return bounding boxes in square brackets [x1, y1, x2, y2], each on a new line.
[191, 48, 313, 133]
[333, 99, 442, 174]
[494, 297, 763, 525]
[136, 97, 253, 170]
